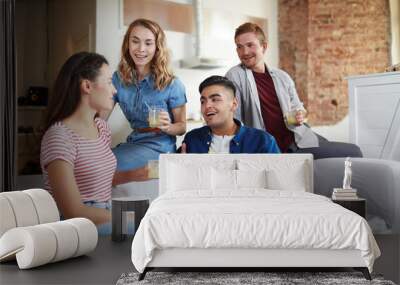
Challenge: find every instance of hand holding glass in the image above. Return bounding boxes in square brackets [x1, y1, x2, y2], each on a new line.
[285, 109, 306, 126]
[148, 107, 163, 128]
[156, 111, 172, 133]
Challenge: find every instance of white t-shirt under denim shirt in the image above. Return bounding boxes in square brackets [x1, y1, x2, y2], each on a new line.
[208, 135, 235, 154]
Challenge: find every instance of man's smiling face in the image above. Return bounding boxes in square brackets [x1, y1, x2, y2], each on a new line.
[235, 32, 267, 71]
[200, 84, 238, 129]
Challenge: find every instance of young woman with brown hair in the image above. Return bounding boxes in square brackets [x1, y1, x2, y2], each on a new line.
[41, 52, 117, 235]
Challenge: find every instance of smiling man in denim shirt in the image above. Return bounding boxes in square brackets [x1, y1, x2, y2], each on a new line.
[181, 76, 280, 154]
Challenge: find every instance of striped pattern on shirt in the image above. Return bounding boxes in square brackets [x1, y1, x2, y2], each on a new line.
[40, 118, 117, 202]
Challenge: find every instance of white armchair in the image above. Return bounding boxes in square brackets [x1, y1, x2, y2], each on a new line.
[0, 218, 97, 269]
[0, 189, 98, 269]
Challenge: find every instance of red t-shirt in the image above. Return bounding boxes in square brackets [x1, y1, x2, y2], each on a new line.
[253, 70, 294, 152]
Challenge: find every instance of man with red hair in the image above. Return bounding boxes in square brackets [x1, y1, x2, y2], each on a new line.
[226, 22, 362, 159]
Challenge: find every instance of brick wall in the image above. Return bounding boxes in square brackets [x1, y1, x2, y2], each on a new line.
[279, 0, 390, 125]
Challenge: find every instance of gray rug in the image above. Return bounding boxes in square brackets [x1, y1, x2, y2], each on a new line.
[116, 271, 396, 285]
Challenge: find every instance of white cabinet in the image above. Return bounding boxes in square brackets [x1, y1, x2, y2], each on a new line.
[347, 72, 400, 160]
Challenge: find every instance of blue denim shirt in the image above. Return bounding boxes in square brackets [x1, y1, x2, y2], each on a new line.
[112, 72, 187, 152]
[182, 119, 281, 154]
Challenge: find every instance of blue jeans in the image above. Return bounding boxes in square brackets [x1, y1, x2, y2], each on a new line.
[84, 200, 112, 236]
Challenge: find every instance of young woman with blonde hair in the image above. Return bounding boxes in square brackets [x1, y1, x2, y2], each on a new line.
[109, 18, 187, 182]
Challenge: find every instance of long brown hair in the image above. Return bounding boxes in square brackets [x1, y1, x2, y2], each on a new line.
[118, 18, 174, 90]
[45, 52, 108, 131]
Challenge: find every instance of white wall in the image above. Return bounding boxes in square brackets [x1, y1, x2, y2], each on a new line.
[96, 0, 278, 146]
[390, 0, 400, 65]
[95, 0, 130, 146]
[201, 0, 278, 68]
[312, 116, 349, 143]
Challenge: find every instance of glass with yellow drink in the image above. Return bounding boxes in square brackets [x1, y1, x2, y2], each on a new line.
[148, 107, 163, 128]
[148, 160, 159, 179]
[284, 109, 306, 126]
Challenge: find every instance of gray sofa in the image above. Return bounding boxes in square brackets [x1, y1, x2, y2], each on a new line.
[314, 158, 400, 234]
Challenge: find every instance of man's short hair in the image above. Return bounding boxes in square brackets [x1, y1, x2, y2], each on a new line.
[234, 22, 266, 44]
[199, 75, 236, 96]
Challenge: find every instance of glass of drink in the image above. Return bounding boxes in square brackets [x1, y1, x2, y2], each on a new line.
[284, 109, 306, 126]
[148, 160, 159, 179]
[148, 107, 163, 128]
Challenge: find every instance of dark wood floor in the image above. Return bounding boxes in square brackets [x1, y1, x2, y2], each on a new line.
[0, 235, 398, 285]
[373, 234, 400, 284]
[0, 237, 134, 285]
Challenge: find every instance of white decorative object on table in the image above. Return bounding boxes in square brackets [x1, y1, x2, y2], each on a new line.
[332, 158, 358, 200]
[343, 157, 352, 189]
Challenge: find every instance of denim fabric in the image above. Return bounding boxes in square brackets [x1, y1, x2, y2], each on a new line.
[112, 72, 187, 171]
[112, 141, 168, 171]
[84, 200, 112, 236]
[183, 119, 281, 154]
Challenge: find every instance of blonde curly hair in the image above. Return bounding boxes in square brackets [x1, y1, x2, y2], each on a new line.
[118, 18, 174, 90]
